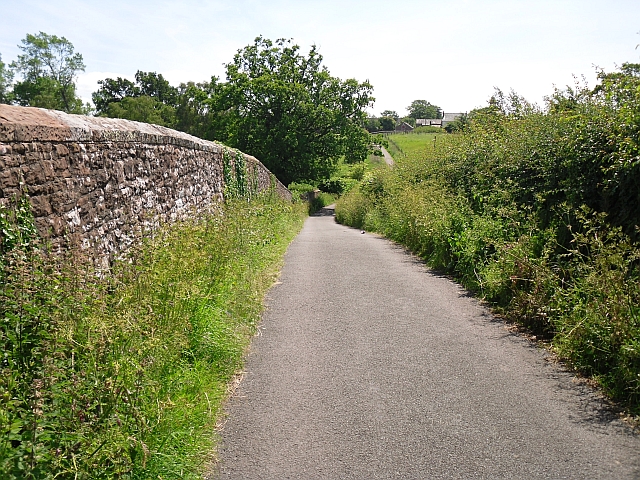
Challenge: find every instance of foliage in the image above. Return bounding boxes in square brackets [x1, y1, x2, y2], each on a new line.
[444, 113, 468, 133]
[400, 116, 416, 127]
[93, 71, 180, 126]
[336, 63, 640, 413]
[214, 36, 375, 185]
[379, 116, 396, 131]
[364, 117, 382, 132]
[9, 32, 87, 113]
[0, 192, 306, 479]
[91, 76, 139, 114]
[380, 110, 399, 120]
[413, 125, 445, 134]
[0, 54, 14, 104]
[406, 99, 441, 119]
[318, 177, 354, 195]
[287, 182, 317, 201]
[307, 192, 336, 214]
[93, 37, 375, 185]
[104, 95, 176, 126]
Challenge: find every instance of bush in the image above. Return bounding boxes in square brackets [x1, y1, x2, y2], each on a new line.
[318, 178, 346, 195]
[336, 63, 640, 413]
[288, 182, 317, 201]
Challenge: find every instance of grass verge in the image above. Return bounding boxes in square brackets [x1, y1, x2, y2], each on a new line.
[0, 193, 306, 479]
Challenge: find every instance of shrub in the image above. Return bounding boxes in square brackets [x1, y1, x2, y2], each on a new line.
[336, 63, 640, 413]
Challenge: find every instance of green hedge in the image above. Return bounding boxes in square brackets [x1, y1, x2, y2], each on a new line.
[336, 64, 640, 413]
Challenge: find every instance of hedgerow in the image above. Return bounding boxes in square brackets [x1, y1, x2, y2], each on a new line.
[336, 64, 640, 413]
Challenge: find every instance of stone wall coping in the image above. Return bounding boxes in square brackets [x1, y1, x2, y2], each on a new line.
[0, 105, 223, 153]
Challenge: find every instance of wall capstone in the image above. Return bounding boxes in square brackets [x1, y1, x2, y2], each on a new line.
[0, 105, 291, 267]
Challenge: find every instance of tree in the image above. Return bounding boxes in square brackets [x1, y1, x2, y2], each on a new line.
[10, 32, 86, 113]
[0, 54, 13, 104]
[134, 71, 178, 105]
[364, 117, 381, 133]
[406, 99, 441, 119]
[93, 71, 179, 126]
[217, 36, 375, 184]
[104, 96, 176, 126]
[92, 77, 139, 114]
[379, 116, 396, 131]
[380, 110, 399, 120]
[174, 80, 221, 140]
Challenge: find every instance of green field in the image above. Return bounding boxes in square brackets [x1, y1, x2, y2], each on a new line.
[384, 132, 444, 159]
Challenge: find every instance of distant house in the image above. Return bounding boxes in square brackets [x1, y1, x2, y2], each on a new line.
[442, 112, 464, 125]
[395, 121, 414, 132]
[416, 112, 464, 128]
[416, 118, 442, 127]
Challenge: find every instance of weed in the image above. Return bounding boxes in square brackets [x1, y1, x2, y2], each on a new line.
[0, 192, 306, 478]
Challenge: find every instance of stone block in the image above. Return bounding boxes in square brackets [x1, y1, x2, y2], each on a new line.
[55, 144, 70, 156]
[30, 195, 53, 216]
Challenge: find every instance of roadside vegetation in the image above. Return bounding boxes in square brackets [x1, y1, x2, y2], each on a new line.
[289, 152, 389, 213]
[336, 65, 640, 415]
[0, 192, 306, 479]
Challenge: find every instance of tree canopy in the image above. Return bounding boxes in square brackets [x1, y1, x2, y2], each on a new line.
[379, 116, 396, 131]
[214, 36, 374, 184]
[92, 71, 179, 126]
[95, 36, 378, 185]
[406, 99, 441, 119]
[9, 32, 86, 113]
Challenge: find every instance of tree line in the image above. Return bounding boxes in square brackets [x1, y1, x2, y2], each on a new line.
[0, 33, 376, 186]
[366, 99, 444, 132]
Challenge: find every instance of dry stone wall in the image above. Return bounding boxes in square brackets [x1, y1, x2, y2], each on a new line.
[0, 105, 290, 266]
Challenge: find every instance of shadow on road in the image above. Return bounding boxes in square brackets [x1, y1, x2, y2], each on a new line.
[311, 205, 335, 217]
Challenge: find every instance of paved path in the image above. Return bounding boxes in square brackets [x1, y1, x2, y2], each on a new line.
[380, 145, 394, 165]
[213, 208, 640, 479]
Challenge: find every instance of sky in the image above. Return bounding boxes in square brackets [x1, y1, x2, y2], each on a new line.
[1, 0, 639, 116]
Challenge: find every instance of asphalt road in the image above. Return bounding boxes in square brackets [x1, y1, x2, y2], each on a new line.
[380, 145, 394, 165]
[213, 207, 640, 479]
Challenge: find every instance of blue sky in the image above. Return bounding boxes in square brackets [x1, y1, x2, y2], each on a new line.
[1, 0, 638, 115]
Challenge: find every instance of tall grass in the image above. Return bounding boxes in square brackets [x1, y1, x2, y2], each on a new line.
[336, 66, 640, 414]
[0, 193, 306, 478]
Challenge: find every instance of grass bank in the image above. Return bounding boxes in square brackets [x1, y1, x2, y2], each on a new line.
[336, 66, 640, 415]
[0, 193, 306, 479]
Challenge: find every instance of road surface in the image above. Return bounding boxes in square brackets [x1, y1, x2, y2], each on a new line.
[212, 207, 640, 479]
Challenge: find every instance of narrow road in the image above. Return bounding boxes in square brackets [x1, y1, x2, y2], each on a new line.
[213, 208, 640, 479]
[380, 145, 394, 165]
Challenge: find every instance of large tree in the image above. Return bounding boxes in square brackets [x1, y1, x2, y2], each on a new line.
[10, 32, 86, 113]
[406, 99, 441, 119]
[217, 36, 375, 184]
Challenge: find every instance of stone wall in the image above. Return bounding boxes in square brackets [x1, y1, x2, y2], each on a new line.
[0, 105, 291, 266]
